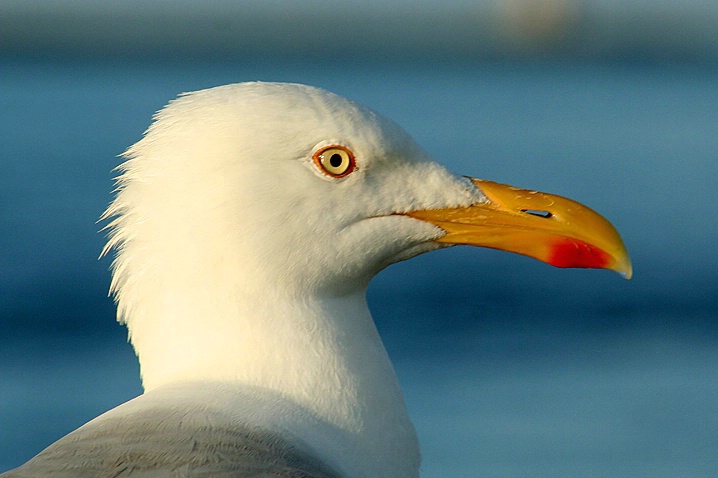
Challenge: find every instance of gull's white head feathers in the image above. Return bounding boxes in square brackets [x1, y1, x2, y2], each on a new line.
[105, 82, 480, 302]
[103, 82, 482, 386]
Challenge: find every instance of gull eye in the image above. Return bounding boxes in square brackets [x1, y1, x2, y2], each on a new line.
[313, 145, 356, 178]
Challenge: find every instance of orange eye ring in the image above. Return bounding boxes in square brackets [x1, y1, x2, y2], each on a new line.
[312, 145, 356, 178]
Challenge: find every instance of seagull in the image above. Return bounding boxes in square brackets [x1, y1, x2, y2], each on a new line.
[3, 82, 631, 478]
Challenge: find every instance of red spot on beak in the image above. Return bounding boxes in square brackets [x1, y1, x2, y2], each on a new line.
[548, 238, 611, 270]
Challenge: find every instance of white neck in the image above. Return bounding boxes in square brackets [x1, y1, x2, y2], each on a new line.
[122, 279, 420, 478]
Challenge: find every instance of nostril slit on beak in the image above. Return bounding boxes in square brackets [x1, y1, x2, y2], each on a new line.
[521, 209, 553, 218]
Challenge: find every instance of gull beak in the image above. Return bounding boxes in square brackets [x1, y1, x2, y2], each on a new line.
[405, 178, 632, 279]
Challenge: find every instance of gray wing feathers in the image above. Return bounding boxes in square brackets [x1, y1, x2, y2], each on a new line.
[2, 406, 342, 478]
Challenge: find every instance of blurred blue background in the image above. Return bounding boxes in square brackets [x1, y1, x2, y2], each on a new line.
[1, 1, 717, 477]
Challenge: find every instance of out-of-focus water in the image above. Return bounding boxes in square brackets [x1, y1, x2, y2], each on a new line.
[1, 59, 717, 476]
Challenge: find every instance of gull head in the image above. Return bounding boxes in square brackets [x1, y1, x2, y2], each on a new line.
[101, 82, 630, 393]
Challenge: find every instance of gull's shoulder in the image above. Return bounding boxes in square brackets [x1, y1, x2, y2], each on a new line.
[2, 383, 343, 478]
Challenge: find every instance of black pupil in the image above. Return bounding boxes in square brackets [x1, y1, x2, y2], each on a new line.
[329, 153, 344, 168]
